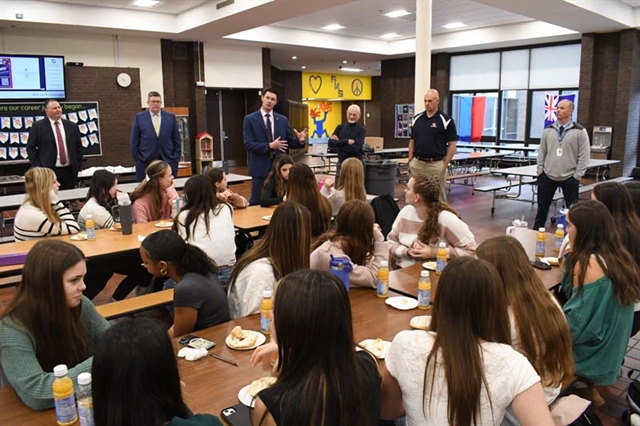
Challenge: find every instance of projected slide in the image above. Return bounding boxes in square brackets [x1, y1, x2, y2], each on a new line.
[0, 55, 66, 99]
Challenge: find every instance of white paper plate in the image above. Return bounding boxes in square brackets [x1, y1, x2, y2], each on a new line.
[410, 315, 432, 330]
[70, 233, 87, 241]
[385, 296, 419, 310]
[225, 331, 266, 350]
[238, 384, 256, 407]
[262, 215, 272, 221]
[422, 261, 437, 271]
[356, 339, 391, 359]
[155, 221, 173, 228]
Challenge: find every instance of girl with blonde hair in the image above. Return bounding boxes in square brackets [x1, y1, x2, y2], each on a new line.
[13, 167, 80, 240]
[320, 157, 366, 216]
[130, 160, 179, 223]
[287, 163, 332, 238]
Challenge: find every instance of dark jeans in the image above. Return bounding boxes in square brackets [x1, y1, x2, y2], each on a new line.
[249, 176, 265, 206]
[534, 172, 579, 230]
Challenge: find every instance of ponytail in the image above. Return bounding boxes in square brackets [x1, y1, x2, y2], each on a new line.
[176, 245, 217, 277]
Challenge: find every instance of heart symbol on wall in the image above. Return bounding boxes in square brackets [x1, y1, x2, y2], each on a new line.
[309, 75, 322, 94]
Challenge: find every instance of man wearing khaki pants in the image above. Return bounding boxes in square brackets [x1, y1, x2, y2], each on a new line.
[408, 89, 458, 201]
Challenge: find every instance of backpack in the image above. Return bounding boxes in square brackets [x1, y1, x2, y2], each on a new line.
[370, 195, 400, 238]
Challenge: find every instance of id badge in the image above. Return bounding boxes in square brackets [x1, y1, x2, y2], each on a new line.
[556, 148, 563, 157]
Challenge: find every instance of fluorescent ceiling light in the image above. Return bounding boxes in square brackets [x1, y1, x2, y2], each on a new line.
[340, 67, 362, 72]
[322, 24, 345, 31]
[381, 32, 400, 39]
[131, 0, 161, 7]
[301, 66, 306, 69]
[292, 56, 297, 60]
[342, 60, 348, 64]
[442, 22, 468, 29]
[383, 9, 411, 18]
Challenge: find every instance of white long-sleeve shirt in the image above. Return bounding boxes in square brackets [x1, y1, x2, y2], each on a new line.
[14, 197, 80, 241]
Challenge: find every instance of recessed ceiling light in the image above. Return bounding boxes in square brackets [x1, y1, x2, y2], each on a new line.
[442, 22, 468, 29]
[322, 24, 345, 31]
[301, 66, 306, 69]
[381, 32, 400, 39]
[383, 9, 411, 18]
[131, 0, 161, 7]
[340, 67, 362, 73]
[292, 56, 297, 60]
[342, 60, 348, 64]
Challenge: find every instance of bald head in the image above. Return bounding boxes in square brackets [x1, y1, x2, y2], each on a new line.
[556, 100, 574, 124]
[346, 104, 361, 123]
[424, 89, 440, 116]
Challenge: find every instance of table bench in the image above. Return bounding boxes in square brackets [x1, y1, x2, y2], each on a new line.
[95, 289, 174, 320]
[474, 178, 537, 214]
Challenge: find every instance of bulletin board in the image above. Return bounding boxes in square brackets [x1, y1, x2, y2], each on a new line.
[395, 103, 415, 138]
[0, 101, 102, 164]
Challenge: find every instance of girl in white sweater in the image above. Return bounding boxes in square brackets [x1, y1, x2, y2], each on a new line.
[173, 175, 236, 285]
[14, 167, 79, 241]
[78, 170, 118, 229]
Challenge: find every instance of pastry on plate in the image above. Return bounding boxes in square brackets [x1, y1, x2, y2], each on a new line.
[360, 338, 385, 358]
[248, 377, 277, 397]
[410, 316, 432, 330]
[227, 326, 258, 349]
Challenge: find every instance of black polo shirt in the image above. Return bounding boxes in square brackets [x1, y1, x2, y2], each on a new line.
[411, 110, 458, 158]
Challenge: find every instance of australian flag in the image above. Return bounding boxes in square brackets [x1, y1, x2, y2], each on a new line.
[544, 93, 576, 128]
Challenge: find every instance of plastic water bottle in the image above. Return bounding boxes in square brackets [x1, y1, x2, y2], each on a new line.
[535, 227, 546, 258]
[376, 260, 389, 298]
[417, 271, 431, 310]
[76, 372, 94, 426]
[436, 242, 447, 275]
[53, 364, 78, 426]
[85, 214, 96, 241]
[554, 224, 565, 253]
[260, 290, 273, 335]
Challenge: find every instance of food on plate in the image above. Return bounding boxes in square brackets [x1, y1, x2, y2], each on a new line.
[248, 376, 277, 397]
[410, 316, 432, 330]
[156, 220, 173, 227]
[423, 261, 437, 270]
[227, 326, 258, 349]
[359, 338, 385, 358]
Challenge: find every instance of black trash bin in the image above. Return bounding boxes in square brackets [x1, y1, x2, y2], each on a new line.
[364, 160, 398, 197]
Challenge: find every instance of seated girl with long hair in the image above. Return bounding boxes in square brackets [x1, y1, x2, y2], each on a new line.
[131, 160, 179, 223]
[287, 163, 332, 238]
[206, 167, 248, 209]
[79, 170, 151, 301]
[92, 316, 223, 426]
[227, 202, 311, 319]
[173, 174, 236, 286]
[562, 201, 640, 388]
[260, 155, 293, 207]
[381, 257, 553, 425]
[477, 236, 574, 410]
[13, 167, 80, 241]
[250, 270, 381, 426]
[310, 200, 388, 288]
[0, 240, 110, 410]
[139, 230, 230, 337]
[388, 174, 476, 268]
[78, 169, 118, 229]
[320, 157, 366, 216]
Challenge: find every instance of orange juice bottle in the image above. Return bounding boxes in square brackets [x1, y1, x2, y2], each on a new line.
[535, 227, 546, 258]
[85, 215, 95, 241]
[417, 271, 431, 310]
[260, 290, 273, 335]
[53, 364, 78, 426]
[554, 224, 565, 253]
[436, 242, 447, 275]
[376, 260, 389, 298]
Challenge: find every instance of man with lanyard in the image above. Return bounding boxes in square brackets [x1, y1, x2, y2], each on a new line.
[328, 104, 366, 181]
[408, 89, 458, 201]
[534, 99, 590, 229]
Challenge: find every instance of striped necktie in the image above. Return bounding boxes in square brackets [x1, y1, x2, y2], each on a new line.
[152, 114, 160, 136]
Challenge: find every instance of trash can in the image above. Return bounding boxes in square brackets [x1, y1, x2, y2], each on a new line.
[365, 160, 398, 197]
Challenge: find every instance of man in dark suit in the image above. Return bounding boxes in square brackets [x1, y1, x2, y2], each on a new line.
[243, 88, 307, 205]
[130, 91, 182, 181]
[26, 99, 83, 189]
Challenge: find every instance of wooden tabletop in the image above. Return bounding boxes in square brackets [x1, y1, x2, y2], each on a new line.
[232, 206, 276, 232]
[0, 288, 418, 425]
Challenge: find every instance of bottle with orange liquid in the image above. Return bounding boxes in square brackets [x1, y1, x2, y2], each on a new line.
[376, 260, 389, 298]
[435, 242, 447, 275]
[535, 227, 546, 258]
[53, 364, 78, 426]
[260, 290, 273, 335]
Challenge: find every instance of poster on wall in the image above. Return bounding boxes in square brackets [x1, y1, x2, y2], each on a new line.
[0, 101, 102, 164]
[395, 104, 414, 138]
[304, 101, 343, 146]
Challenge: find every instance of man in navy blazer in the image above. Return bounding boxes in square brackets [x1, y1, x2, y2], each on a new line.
[243, 88, 307, 205]
[26, 99, 83, 189]
[130, 91, 182, 181]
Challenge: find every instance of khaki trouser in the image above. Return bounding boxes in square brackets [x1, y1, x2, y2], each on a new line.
[408, 158, 447, 202]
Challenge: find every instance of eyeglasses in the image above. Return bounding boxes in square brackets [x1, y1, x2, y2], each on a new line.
[148, 100, 162, 104]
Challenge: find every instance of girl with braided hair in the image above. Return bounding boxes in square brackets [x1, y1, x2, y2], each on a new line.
[388, 174, 476, 268]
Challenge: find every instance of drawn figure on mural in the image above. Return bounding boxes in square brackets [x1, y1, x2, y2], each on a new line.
[310, 102, 332, 139]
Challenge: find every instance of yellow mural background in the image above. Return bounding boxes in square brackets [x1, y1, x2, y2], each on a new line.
[302, 72, 371, 100]
[303, 101, 342, 144]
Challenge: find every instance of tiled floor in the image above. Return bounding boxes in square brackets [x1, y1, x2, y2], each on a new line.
[0, 164, 634, 424]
